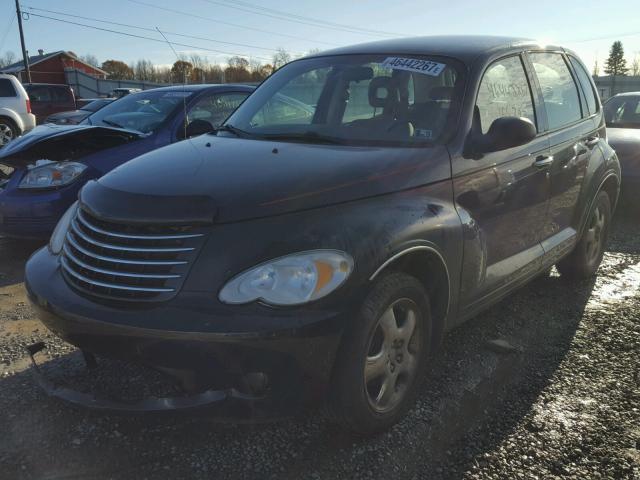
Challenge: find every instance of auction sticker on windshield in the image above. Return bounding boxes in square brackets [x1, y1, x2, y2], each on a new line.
[379, 57, 446, 76]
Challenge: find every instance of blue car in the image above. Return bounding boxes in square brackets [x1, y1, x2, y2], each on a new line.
[0, 84, 253, 239]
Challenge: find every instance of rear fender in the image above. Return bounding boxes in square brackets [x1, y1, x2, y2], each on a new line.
[0, 107, 24, 133]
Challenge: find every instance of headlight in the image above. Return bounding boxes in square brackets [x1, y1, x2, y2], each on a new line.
[219, 250, 354, 306]
[19, 161, 87, 189]
[49, 201, 78, 255]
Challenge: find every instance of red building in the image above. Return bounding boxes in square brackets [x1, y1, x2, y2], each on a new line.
[0, 50, 107, 84]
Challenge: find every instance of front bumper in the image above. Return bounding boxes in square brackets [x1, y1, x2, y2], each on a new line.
[0, 180, 79, 239]
[25, 247, 347, 416]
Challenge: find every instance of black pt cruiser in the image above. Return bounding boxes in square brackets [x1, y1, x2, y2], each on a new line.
[25, 36, 620, 434]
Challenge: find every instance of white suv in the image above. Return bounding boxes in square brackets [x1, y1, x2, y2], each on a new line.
[0, 74, 36, 146]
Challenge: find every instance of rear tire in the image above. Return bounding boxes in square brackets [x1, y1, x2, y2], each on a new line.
[0, 117, 18, 146]
[557, 191, 611, 280]
[328, 272, 431, 435]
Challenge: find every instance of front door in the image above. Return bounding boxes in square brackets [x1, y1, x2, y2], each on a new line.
[453, 54, 551, 311]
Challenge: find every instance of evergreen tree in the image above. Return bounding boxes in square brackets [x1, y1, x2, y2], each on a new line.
[604, 41, 628, 76]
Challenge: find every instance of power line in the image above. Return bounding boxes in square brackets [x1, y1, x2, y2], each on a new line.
[563, 30, 640, 44]
[23, 5, 304, 56]
[26, 12, 274, 62]
[0, 12, 16, 53]
[198, 0, 401, 37]
[127, 0, 339, 47]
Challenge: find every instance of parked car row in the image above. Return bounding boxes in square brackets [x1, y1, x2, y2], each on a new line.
[603, 92, 640, 202]
[1, 36, 625, 433]
[0, 83, 253, 237]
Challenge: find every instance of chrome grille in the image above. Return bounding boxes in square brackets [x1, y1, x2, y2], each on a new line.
[61, 208, 206, 302]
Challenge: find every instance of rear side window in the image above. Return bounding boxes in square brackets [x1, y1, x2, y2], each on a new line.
[27, 86, 52, 102]
[0, 79, 16, 97]
[476, 55, 536, 133]
[529, 52, 582, 130]
[569, 56, 598, 115]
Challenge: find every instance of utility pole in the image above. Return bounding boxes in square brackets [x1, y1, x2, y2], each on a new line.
[15, 0, 31, 83]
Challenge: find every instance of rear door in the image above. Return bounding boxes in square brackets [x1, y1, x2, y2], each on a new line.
[525, 51, 597, 260]
[50, 86, 77, 115]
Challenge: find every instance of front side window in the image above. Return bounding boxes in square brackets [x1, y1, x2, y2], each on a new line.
[530, 52, 582, 130]
[87, 90, 191, 134]
[188, 92, 249, 128]
[476, 55, 536, 133]
[604, 95, 640, 129]
[225, 54, 461, 146]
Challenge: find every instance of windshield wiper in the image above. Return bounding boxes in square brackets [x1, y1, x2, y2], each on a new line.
[101, 119, 125, 129]
[259, 132, 348, 145]
[216, 124, 251, 138]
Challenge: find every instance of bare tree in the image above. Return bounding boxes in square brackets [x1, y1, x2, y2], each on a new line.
[80, 54, 100, 68]
[631, 53, 640, 77]
[206, 64, 224, 83]
[134, 59, 155, 81]
[592, 59, 600, 76]
[0, 51, 17, 68]
[272, 48, 291, 71]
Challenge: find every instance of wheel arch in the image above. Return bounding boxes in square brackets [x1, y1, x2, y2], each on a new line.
[599, 172, 620, 212]
[0, 108, 23, 133]
[369, 245, 450, 351]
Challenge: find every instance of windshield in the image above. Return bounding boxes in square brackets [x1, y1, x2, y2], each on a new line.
[86, 90, 191, 133]
[604, 95, 640, 129]
[224, 54, 461, 146]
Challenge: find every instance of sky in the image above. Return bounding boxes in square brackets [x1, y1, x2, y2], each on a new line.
[0, 0, 638, 73]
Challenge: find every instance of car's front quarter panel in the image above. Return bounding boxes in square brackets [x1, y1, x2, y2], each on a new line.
[185, 180, 462, 332]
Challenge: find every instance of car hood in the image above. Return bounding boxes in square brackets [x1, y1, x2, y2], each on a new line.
[607, 127, 640, 174]
[0, 123, 143, 166]
[81, 134, 451, 225]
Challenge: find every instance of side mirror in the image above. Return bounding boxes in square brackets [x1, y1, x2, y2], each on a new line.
[469, 116, 537, 155]
[182, 119, 214, 139]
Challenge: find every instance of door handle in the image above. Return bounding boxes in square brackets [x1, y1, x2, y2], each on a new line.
[533, 155, 554, 168]
[585, 135, 599, 147]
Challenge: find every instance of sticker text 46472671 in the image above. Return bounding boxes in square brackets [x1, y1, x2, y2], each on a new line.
[379, 57, 446, 77]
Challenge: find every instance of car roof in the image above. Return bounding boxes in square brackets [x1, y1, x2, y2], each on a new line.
[306, 35, 562, 64]
[23, 83, 72, 88]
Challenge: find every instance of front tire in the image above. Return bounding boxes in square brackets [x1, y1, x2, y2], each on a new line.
[557, 191, 611, 280]
[0, 117, 18, 147]
[328, 273, 431, 435]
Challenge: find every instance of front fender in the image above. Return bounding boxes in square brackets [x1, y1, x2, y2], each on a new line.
[184, 180, 462, 326]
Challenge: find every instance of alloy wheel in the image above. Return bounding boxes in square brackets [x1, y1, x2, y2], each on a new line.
[584, 205, 606, 264]
[0, 123, 14, 146]
[364, 298, 421, 413]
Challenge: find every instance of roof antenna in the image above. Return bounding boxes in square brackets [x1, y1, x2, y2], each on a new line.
[156, 27, 189, 139]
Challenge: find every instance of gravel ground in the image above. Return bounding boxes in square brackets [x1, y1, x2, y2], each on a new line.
[0, 208, 638, 480]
